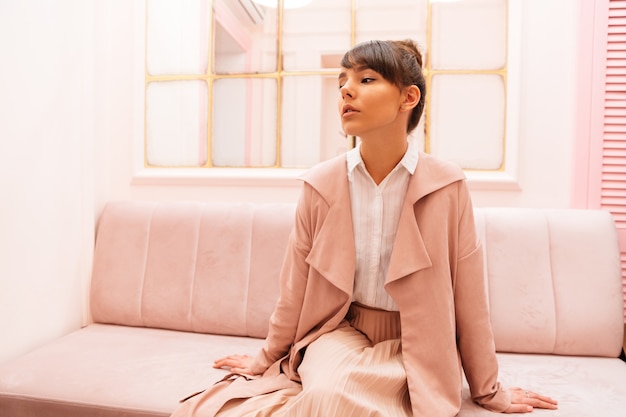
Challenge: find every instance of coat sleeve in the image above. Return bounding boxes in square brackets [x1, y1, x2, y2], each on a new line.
[453, 181, 512, 412]
[249, 183, 315, 376]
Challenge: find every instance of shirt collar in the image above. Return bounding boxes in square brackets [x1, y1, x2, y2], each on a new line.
[347, 139, 419, 178]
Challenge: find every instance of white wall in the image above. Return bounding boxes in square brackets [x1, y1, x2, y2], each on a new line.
[0, 0, 95, 363]
[472, 0, 580, 208]
[0, 0, 589, 363]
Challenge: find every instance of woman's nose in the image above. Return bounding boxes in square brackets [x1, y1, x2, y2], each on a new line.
[340, 83, 353, 98]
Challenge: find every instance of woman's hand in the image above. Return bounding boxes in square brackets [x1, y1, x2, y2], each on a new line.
[503, 387, 558, 413]
[213, 354, 255, 376]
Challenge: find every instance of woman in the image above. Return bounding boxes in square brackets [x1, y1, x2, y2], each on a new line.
[171, 39, 558, 417]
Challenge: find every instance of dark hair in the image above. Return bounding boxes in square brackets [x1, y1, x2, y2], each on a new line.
[340, 39, 426, 134]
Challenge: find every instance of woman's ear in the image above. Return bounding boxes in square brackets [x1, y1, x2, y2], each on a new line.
[401, 85, 420, 112]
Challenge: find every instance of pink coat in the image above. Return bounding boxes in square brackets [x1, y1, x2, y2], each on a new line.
[250, 151, 511, 416]
[183, 152, 511, 417]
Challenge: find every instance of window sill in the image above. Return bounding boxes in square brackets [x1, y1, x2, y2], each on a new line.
[465, 170, 522, 191]
[132, 167, 307, 187]
[132, 167, 521, 191]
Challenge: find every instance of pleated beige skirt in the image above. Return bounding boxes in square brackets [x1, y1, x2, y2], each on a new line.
[212, 303, 412, 417]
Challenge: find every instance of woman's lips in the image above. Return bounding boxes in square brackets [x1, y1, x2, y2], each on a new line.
[342, 104, 359, 117]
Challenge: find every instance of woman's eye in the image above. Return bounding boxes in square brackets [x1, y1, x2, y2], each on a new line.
[338, 77, 374, 89]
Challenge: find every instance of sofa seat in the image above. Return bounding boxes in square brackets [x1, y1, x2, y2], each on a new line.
[461, 353, 626, 416]
[1, 323, 624, 417]
[0, 324, 265, 417]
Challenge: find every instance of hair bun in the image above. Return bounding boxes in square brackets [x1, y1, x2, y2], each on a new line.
[395, 39, 423, 68]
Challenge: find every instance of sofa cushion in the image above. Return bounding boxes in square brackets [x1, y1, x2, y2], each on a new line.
[1, 324, 625, 417]
[460, 353, 626, 416]
[90, 201, 295, 338]
[474, 208, 624, 357]
[0, 324, 265, 417]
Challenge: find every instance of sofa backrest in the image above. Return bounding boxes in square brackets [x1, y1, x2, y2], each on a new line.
[90, 201, 624, 357]
[473, 207, 624, 357]
[91, 201, 295, 339]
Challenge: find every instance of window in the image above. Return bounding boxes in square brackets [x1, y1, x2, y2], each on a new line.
[142, 0, 519, 188]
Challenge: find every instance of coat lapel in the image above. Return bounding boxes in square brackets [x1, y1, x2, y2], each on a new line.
[303, 158, 356, 296]
[385, 191, 432, 285]
[385, 152, 466, 285]
[305, 203, 355, 295]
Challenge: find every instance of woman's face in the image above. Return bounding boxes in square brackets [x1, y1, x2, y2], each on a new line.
[337, 65, 405, 139]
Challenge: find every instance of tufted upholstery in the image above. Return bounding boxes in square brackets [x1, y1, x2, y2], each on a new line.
[91, 202, 624, 358]
[90, 201, 295, 338]
[474, 208, 623, 357]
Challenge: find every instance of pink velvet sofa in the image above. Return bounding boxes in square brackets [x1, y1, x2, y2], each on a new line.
[0, 200, 624, 417]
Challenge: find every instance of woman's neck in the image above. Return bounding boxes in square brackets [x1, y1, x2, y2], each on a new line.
[359, 135, 408, 185]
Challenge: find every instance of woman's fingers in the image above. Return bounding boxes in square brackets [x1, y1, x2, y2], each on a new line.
[526, 391, 558, 407]
[504, 387, 558, 413]
[504, 404, 534, 414]
[213, 354, 254, 371]
[229, 367, 254, 376]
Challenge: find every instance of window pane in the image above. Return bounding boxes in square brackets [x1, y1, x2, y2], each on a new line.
[282, 75, 347, 168]
[356, 0, 427, 46]
[431, 0, 507, 70]
[214, 1, 278, 73]
[212, 78, 278, 167]
[146, 81, 208, 167]
[282, 0, 352, 71]
[429, 74, 505, 170]
[147, 0, 211, 75]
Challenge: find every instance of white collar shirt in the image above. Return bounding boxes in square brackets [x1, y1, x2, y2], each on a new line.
[346, 140, 419, 311]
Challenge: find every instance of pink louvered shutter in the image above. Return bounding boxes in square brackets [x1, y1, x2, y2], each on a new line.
[603, 0, 626, 322]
